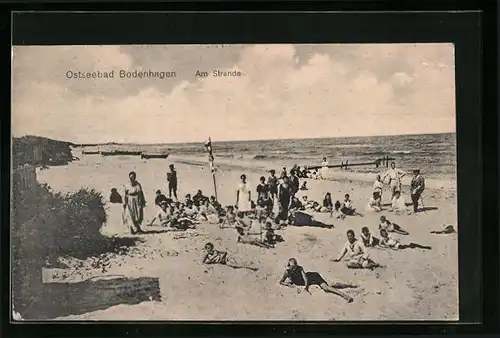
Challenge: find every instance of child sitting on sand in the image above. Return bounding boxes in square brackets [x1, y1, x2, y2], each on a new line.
[235, 211, 252, 232]
[290, 196, 305, 211]
[379, 215, 409, 235]
[184, 200, 199, 219]
[279, 258, 356, 302]
[366, 192, 382, 212]
[321, 193, 334, 212]
[379, 229, 432, 250]
[341, 194, 361, 216]
[263, 222, 284, 247]
[221, 205, 237, 228]
[202, 242, 258, 271]
[300, 181, 308, 190]
[193, 189, 208, 207]
[255, 197, 271, 220]
[301, 196, 316, 210]
[210, 196, 224, 215]
[236, 225, 273, 249]
[332, 230, 383, 269]
[331, 201, 347, 219]
[149, 200, 173, 227]
[198, 199, 219, 223]
[154, 189, 171, 207]
[109, 188, 123, 204]
[360, 226, 380, 247]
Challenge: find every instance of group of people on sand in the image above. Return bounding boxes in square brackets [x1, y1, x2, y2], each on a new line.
[366, 163, 426, 215]
[110, 160, 432, 303]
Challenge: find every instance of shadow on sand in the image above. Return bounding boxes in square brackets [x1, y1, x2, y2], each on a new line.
[21, 276, 161, 320]
[419, 207, 439, 212]
[379, 203, 439, 212]
[48, 236, 145, 264]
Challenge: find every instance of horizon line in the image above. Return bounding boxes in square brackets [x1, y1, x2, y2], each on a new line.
[14, 131, 456, 146]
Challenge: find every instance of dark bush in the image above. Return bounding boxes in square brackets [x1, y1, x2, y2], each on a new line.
[11, 180, 108, 315]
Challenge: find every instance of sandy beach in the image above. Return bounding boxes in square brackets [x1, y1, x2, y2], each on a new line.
[35, 152, 458, 321]
[33, 155, 458, 320]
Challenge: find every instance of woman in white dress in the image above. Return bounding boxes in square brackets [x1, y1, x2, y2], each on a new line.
[236, 174, 252, 215]
[321, 157, 329, 179]
[123, 171, 146, 234]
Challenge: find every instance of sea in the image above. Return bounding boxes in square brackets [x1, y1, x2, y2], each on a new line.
[160, 133, 457, 180]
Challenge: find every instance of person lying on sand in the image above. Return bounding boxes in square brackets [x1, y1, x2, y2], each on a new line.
[430, 225, 456, 234]
[332, 230, 383, 269]
[220, 205, 237, 228]
[389, 190, 411, 215]
[109, 188, 123, 204]
[202, 242, 258, 271]
[331, 201, 347, 219]
[341, 194, 362, 216]
[360, 227, 380, 247]
[300, 181, 308, 190]
[379, 229, 431, 250]
[236, 226, 273, 249]
[366, 192, 382, 212]
[279, 258, 355, 302]
[379, 215, 409, 235]
[289, 210, 334, 229]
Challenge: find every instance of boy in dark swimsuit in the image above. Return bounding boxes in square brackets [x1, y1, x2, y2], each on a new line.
[360, 226, 380, 247]
[279, 258, 356, 302]
[267, 170, 279, 202]
[154, 189, 171, 206]
[263, 222, 284, 247]
[202, 243, 258, 271]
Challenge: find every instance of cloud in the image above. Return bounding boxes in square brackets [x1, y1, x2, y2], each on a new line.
[11, 43, 456, 144]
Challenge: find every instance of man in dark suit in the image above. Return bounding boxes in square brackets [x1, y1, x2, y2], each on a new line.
[410, 169, 425, 213]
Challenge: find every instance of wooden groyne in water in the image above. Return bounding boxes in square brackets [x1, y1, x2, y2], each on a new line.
[308, 156, 396, 170]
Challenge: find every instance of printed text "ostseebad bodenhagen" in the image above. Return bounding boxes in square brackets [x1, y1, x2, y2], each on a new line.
[65, 70, 176, 80]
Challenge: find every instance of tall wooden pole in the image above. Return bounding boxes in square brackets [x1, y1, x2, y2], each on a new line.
[205, 137, 218, 201]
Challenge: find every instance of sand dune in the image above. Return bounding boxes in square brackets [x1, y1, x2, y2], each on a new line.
[36, 154, 458, 321]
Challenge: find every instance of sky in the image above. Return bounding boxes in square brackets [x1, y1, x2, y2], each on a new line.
[12, 43, 456, 144]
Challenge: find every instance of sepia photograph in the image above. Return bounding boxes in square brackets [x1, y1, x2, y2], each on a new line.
[11, 43, 458, 321]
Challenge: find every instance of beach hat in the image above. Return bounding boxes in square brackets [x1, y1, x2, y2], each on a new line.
[413, 168, 421, 172]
